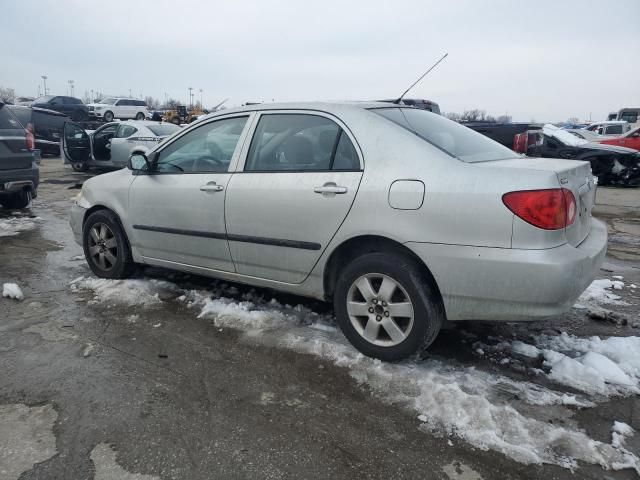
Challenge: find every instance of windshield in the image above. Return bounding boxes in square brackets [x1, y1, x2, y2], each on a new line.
[147, 124, 181, 136]
[372, 107, 516, 163]
[98, 97, 117, 104]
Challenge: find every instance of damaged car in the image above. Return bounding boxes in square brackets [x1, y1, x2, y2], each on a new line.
[513, 124, 640, 186]
[62, 120, 181, 172]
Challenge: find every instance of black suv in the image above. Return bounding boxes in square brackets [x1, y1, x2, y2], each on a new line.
[0, 103, 40, 209]
[6, 105, 68, 155]
[31, 95, 89, 122]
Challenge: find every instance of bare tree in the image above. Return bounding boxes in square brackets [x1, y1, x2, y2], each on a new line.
[461, 109, 486, 122]
[144, 96, 159, 109]
[496, 115, 512, 123]
[445, 112, 462, 122]
[163, 97, 180, 109]
[82, 90, 92, 104]
[485, 115, 497, 123]
[567, 117, 581, 124]
[0, 86, 16, 103]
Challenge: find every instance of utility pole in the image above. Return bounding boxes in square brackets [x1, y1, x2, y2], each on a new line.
[91, 89, 94, 102]
[188, 87, 193, 109]
[37, 85, 41, 97]
[68, 80, 74, 97]
[199, 88, 203, 108]
[41, 75, 48, 95]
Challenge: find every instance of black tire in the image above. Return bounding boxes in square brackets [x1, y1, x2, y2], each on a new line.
[135, 112, 145, 120]
[1, 190, 32, 209]
[71, 110, 87, 122]
[103, 111, 114, 122]
[71, 162, 90, 172]
[333, 252, 444, 361]
[170, 116, 180, 125]
[82, 210, 134, 279]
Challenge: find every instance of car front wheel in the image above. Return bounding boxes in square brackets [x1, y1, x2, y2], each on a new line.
[82, 210, 134, 279]
[333, 252, 444, 361]
[103, 111, 114, 122]
[135, 112, 145, 120]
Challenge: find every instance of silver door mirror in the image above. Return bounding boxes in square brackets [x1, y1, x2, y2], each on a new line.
[128, 153, 149, 171]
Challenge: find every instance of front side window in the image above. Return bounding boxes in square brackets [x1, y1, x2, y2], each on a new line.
[50, 97, 63, 105]
[245, 113, 359, 171]
[156, 116, 248, 173]
[372, 108, 515, 163]
[99, 97, 117, 105]
[116, 125, 137, 138]
[620, 113, 638, 124]
[116, 99, 127, 106]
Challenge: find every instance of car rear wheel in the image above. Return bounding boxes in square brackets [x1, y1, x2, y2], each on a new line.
[71, 110, 86, 122]
[103, 111, 114, 122]
[83, 210, 134, 279]
[71, 162, 90, 172]
[333, 252, 444, 361]
[135, 112, 145, 120]
[1, 190, 32, 209]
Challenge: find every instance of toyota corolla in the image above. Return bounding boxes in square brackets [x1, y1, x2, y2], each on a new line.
[68, 102, 607, 360]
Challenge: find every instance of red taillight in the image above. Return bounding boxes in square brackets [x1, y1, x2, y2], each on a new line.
[502, 188, 576, 230]
[25, 122, 34, 151]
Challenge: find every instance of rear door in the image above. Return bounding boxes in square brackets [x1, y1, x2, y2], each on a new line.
[0, 105, 32, 170]
[62, 122, 91, 164]
[225, 111, 363, 284]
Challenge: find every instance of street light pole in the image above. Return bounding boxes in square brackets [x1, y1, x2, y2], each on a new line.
[188, 87, 193, 109]
[199, 89, 203, 108]
[68, 80, 74, 97]
[41, 75, 48, 95]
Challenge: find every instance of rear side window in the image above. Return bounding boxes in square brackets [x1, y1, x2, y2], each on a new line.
[134, 100, 147, 107]
[620, 112, 638, 123]
[372, 108, 515, 163]
[245, 114, 359, 171]
[147, 124, 181, 136]
[0, 108, 23, 129]
[7, 107, 31, 127]
[605, 125, 623, 135]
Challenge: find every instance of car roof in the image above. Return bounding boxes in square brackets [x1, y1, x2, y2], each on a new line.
[201, 101, 401, 119]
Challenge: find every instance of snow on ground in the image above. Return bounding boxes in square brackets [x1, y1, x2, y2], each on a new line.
[2, 282, 24, 300]
[0, 215, 40, 237]
[68, 276, 640, 473]
[574, 278, 628, 308]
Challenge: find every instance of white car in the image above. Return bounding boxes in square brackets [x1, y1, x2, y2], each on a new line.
[87, 97, 149, 122]
[582, 121, 630, 137]
[62, 120, 181, 171]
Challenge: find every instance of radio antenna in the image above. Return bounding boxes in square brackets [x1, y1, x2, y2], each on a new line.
[393, 53, 448, 104]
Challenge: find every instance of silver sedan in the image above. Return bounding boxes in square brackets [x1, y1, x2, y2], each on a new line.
[62, 120, 181, 172]
[68, 102, 607, 360]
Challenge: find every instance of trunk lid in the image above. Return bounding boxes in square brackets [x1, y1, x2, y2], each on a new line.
[480, 157, 595, 247]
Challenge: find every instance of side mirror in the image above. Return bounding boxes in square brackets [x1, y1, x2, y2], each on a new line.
[128, 153, 149, 172]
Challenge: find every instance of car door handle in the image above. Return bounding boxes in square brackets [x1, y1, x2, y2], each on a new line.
[314, 183, 348, 195]
[199, 182, 224, 192]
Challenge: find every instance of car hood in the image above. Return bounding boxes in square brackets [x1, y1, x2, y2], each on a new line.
[582, 142, 637, 154]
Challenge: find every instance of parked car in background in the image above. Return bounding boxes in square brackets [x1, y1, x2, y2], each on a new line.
[87, 98, 149, 122]
[378, 98, 441, 114]
[15, 96, 35, 105]
[513, 124, 640, 186]
[62, 120, 181, 171]
[31, 95, 89, 122]
[69, 102, 607, 361]
[6, 105, 68, 155]
[0, 102, 40, 209]
[608, 107, 640, 125]
[599, 126, 640, 151]
[462, 122, 539, 148]
[564, 129, 606, 142]
[583, 121, 631, 137]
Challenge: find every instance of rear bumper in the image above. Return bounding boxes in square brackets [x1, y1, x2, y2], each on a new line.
[0, 162, 40, 196]
[406, 218, 608, 321]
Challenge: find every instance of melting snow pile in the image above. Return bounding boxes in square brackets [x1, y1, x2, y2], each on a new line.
[0, 216, 40, 237]
[69, 276, 178, 306]
[2, 282, 24, 301]
[68, 275, 640, 473]
[574, 278, 627, 308]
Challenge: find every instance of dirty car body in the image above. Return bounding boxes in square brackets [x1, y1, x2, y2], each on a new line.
[68, 102, 607, 360]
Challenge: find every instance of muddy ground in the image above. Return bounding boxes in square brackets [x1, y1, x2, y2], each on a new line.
[1, 158, 638, 480]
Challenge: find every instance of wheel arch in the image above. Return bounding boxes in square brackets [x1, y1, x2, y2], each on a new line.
[82, 204, 133, 253]
[323, 234, 444, 309]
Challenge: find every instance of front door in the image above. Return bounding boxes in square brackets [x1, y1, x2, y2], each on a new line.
[128, 114, 252, 272]
[62, 122, 91, 164]
[225, 112, 363, 284]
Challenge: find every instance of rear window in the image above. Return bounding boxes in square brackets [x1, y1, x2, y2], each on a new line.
[0, 107, 24, 129]
[7, 106, 31, 126]
[147, 124, 181, 136]
[372, 108, 515, 163]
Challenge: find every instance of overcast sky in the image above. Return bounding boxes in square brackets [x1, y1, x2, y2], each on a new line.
[2, 0, 639, 121]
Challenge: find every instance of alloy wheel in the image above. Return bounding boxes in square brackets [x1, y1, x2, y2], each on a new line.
[88, 222, 118, 271]
[346, 273, 414, 347]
